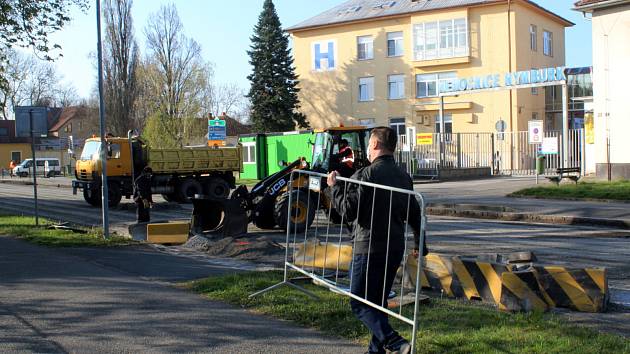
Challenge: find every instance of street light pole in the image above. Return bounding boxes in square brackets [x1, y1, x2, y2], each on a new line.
[96, 0, 109, 238]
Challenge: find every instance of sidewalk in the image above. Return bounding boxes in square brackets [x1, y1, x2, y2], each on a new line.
[0, 175, 73, 188]
[415, 177, 630, 229]
[0, 237, 361, 353]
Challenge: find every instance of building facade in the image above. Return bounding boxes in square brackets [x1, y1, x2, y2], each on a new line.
[0, 120, 31, 171]
[574, 0, 630, 179]
[287, 0, 572, 148]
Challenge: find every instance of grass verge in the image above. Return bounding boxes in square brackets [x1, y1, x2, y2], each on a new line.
[187, 271, 629, 354]
[0, 214, 134, 247]
[509, 180, 630, 202]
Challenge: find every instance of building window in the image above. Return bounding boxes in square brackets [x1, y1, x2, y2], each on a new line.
[357, 35, 374, 60]
[0, 127, 7, 136]
[359, 118, 375, 126]
[242, 143, 256, 164]
[543, 30, 553, 56]
[413, 18, 468, 61]
[435, 113, 453, 134]
[78, 121, 83, 130]
[532, 112, 539, 120]
[387, 31, 404, 57]
[530, 25, 537, 51]
[64, 123, 72, 133]
[388, 74, 405, 100]
[416, 71, 457, 98]
[359, 77, 375, 102]
[389, 118, 406, 137]
[312, 40, 337, 71]
[11, 151, 21, 163]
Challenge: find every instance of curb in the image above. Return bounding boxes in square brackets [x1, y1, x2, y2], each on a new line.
[426, 207, 630, 230]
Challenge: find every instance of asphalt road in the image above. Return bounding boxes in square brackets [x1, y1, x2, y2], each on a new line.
[0, 237, 361, 353]
[2, 181, 630, 343]
[2, 182, 630, 293]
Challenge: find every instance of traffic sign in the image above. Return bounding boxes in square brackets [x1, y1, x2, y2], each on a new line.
[528, 120, 544, 144]
[540, 137, 559, 155]
[208, 118, 227, 147]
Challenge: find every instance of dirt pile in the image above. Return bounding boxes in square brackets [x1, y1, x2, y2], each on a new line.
[185, 234, 285, 264]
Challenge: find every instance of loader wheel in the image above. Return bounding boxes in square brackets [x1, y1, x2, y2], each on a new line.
[205, 177, 230, 199]
[178, 178, 203, 203]
[274, 190, 316, 233]
[253, 196, 277, 230]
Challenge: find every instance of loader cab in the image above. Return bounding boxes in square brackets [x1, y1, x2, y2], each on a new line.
[311, 126, 370, 175]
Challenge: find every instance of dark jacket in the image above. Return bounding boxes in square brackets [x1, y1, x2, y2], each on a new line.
[332, 155, 427, 256]
[133, 174, 153, 202]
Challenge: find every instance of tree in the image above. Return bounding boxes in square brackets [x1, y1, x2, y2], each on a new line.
[0, 0, 89, 90]
[247, 0, 308, 132]
[103, 0, 139, 136]
[143, 3, 208, 147]
[0, 49, 77, 119]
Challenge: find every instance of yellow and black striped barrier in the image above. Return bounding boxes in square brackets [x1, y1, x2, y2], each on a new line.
[405, 253, 609, 313]
[534, 266, 608, 313]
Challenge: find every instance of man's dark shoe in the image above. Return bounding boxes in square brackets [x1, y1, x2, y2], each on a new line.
[384, 336, 411, 354]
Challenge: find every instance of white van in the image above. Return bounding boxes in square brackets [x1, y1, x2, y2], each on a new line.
[13, 158, 62, 178]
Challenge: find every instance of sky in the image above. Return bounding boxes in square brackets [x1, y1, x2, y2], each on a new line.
[43, 0, 592, 99]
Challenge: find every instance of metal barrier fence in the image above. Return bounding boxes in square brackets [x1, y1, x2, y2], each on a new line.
[395, 129, 585, 177]
[494, 129, 584, 175]
[250, 169, 427, 353]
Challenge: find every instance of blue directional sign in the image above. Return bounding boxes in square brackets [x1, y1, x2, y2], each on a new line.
[208, 119, 226, 146]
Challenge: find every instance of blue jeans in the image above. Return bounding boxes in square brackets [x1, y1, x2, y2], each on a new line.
[350, 251, 404, 354]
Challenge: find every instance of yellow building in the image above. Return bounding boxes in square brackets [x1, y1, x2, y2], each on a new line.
[287, 0, 573, 142]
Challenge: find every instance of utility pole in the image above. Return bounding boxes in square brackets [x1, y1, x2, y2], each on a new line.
[29, 109, 39, 226]
[96, 0, 110, 238]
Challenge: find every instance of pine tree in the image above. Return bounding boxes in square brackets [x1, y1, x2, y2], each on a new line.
[247, 0, 308, 132]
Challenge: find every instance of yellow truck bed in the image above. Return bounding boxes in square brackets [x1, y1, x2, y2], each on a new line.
[148, 146, 242, 174]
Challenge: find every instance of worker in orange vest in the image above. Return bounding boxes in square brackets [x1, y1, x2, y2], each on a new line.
[334, 139, 355, 178]
[8, 160, 16, 178]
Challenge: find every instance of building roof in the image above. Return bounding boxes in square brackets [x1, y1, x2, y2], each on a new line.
[574, 0, 630, 10]
[286, 0, 573, 32]
[48, 106, 91, 133]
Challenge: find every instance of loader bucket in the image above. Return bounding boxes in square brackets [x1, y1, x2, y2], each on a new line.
[190, 195, 248, 237]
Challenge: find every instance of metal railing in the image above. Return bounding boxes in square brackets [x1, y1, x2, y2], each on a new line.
[395, 129, 585, 177]
[250, 169, 427, 353]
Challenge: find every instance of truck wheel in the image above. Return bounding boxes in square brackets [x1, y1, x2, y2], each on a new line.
[204, 177, 230, 199]
[107, 182, 122, 207]
[252, 195, 277, 230]
[83, 188, 100, 207]
[274, 190, 316, 233]
[19, 172, 28, 178]
[178, 178, 203, 202]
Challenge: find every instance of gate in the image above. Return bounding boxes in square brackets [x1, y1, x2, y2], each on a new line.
[396, 129, 584, 177]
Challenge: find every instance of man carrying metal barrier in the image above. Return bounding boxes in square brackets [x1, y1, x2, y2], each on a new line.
[327, 127, 428, 354]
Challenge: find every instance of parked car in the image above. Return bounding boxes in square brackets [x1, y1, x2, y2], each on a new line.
[13, 158, 62, 178]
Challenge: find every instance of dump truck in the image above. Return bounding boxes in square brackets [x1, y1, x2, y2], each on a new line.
[191, 126, 371, 236]
[72, 135, 242, 207]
